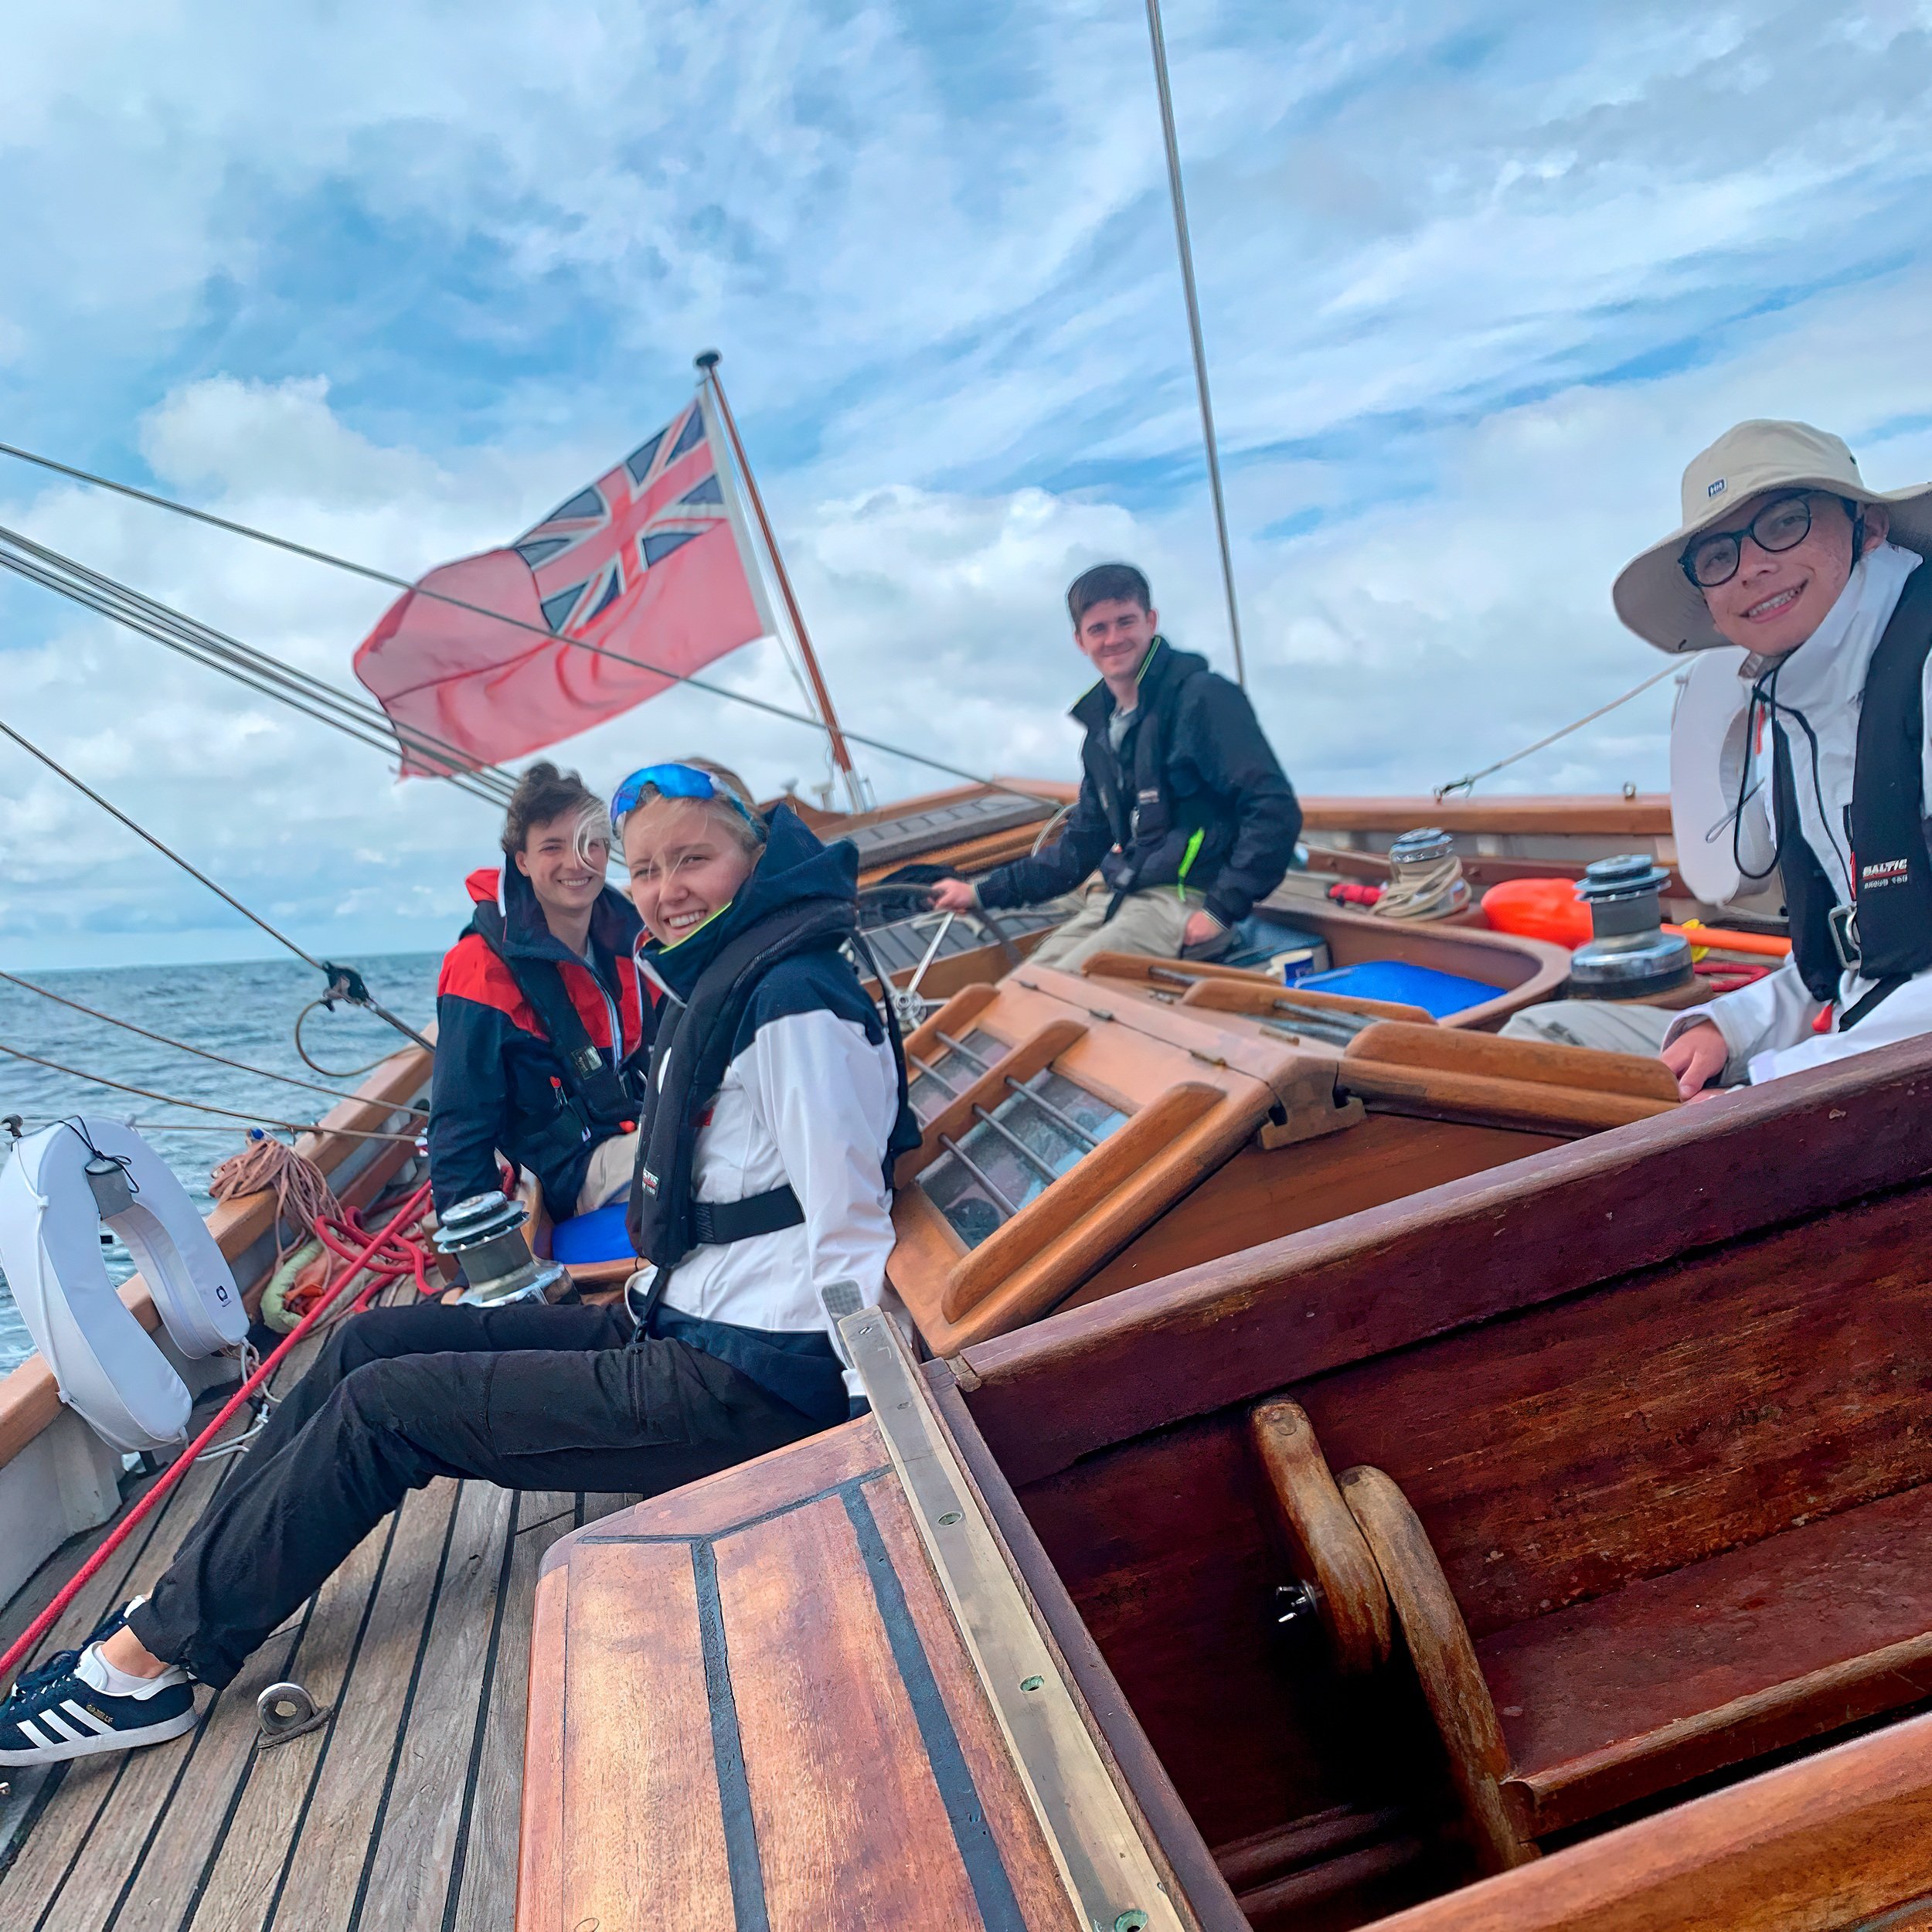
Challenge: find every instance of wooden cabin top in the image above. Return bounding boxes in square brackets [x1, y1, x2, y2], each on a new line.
[886, 961, 1677, 1354]
[518, 1311, 1232, 1932]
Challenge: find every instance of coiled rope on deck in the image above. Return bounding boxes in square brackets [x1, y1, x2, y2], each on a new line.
[209, 1131, 345, 1265]
[210, 1131, 436, 1328]
[1370, 852, 1469, 921]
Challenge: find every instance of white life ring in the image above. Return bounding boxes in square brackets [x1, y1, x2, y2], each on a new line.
[0, 1119, 247, 1452]
[1669, 648, 1773, 906]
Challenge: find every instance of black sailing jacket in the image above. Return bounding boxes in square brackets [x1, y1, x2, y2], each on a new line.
[975, 637, 1301, 927]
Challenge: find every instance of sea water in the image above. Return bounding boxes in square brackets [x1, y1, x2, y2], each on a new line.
[0, 955, 438, 1375]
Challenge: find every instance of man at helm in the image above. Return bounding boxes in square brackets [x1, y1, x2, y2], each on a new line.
[928, 563, 1301, 971]
[1515, 420, 1932, 1096]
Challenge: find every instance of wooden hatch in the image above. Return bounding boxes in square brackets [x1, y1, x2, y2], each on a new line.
[888, 964, 1676, 1354]
[516, 1312, 1226, 1932]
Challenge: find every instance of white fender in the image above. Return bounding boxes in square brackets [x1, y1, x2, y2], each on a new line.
[1669, 648, 1773, 906]
[0, 1120, 247, 1452]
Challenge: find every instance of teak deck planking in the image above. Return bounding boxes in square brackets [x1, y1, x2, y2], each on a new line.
[0, 1283, 645, 1932]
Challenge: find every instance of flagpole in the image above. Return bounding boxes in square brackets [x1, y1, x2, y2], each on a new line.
[1143, 0, 1247, 689]
[695, 351, 869, 811]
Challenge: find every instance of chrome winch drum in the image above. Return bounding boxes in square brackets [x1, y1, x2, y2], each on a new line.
[1568, 854, 1692, 999]
[433, 1190, 568, 1308]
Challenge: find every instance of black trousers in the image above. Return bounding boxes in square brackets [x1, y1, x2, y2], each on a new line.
[128, 1300, 820, 1688]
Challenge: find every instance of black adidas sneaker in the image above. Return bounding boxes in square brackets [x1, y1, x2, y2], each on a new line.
[0, 1608, 196, 1765]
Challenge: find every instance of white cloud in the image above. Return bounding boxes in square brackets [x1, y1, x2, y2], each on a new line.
[5, 2, 1932, 964]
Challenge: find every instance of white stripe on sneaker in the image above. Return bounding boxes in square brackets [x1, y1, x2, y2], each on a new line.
[36, 1709, 83, 1744]
[63, 1699, 115, 1735]
[14, 1719, 50, 1749]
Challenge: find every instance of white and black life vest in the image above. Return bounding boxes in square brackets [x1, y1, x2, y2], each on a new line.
[1767, 563, 1932, 1025]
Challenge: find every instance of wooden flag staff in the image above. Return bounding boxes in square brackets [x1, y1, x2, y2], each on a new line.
[696, 350, 869, 811]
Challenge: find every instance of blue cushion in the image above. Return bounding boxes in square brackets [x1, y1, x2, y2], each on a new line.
[549, 1202, 638, 1265]
[1291, 959, 1503, 1019]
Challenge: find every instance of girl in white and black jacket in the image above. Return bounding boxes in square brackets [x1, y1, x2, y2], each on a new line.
[618, 760, 912, 1420]
[0, 765, 910, 1765]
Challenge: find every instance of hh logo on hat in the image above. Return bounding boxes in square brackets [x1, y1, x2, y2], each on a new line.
[1706, 478, 1727, 498]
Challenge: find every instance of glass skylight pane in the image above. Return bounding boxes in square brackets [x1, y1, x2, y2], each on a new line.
[920, 1066, 1128, 1250]
[906, 1027, 1005, 1122]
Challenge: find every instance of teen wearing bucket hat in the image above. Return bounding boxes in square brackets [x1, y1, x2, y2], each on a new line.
[1617, 419, 1932, 1096]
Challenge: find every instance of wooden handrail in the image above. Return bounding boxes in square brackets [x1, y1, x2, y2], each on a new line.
[1342, 1023, 1680, 1100]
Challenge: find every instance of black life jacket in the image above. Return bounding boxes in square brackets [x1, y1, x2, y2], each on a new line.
[469, 903, 648, 1171]
[626, 901, 917, 1290]
[1769, 560, 1932, 1026]
[1082, 640, 1216, 903]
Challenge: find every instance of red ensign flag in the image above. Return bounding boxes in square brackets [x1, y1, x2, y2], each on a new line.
[354, 390, 774, 775]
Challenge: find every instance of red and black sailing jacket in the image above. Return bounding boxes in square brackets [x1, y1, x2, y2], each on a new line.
[428, 864, 653, 1219]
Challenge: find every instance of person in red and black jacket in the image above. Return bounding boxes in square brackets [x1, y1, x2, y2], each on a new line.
[430, 762, 652, 1222]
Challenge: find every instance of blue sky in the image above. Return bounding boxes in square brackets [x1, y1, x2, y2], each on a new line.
[5, 1, 1932, 966]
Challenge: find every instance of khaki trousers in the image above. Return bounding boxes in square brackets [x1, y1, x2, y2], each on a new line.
[575, 1128, 641, 1216]
[1499, 999, 1677, 1056]
[1027, 881, 1210, 973]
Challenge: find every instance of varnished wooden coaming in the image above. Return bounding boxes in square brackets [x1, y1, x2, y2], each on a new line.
[938, 1034, 1932, 1909]
[1367, 1706, 1932, 1930]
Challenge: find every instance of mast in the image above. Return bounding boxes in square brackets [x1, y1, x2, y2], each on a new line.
[695, 350, 870, 811]
[1142, 0, 1247, 689]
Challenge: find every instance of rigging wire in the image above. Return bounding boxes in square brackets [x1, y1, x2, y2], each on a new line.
[1143, 0, 1247, 689]
[0, 1039, 421, 1141]
[0, 714, 433, 1050]
[0, 437, 1057, 808]
[1434, 664, 1679, 799]
[0, 526, 516, 806]
[293, 996, 426, 1079]
[0, 714, 331, 970]
[0, 966, 427, 1115]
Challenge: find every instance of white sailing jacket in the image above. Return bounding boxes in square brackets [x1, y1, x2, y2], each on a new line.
[1667, 543, 1932, 1083]
[644, 998, 898, 1403]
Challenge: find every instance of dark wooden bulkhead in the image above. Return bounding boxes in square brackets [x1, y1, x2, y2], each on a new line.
[951, 1036, 1932, 1922]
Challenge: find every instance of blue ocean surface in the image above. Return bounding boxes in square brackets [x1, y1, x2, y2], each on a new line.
[0, 955, 438, 1375]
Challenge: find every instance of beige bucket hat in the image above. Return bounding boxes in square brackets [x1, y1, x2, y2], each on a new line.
[1612, 419, 1932, 654]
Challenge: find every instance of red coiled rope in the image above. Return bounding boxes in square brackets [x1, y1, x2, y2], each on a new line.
[0, 1174, 434, 1691]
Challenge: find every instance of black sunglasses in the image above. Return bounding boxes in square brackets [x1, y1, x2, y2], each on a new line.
[1679, 492, 1855, 590]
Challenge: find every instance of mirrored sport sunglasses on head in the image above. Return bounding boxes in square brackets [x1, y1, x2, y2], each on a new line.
[609, 762, 759, 829]
[1679, 491, 1862, 590]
